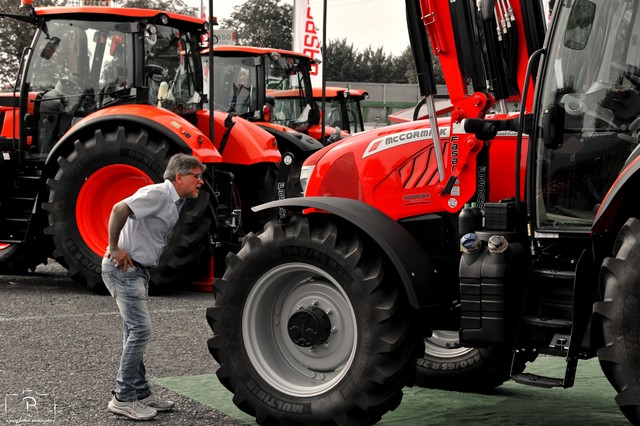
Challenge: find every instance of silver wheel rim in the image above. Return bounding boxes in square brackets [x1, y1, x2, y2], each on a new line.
[424, 330, 474, 358]
[243, 262, 357, 397]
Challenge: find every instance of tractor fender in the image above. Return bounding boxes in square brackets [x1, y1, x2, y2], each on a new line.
[592, 155, 640, 256]
[258, 124, 325, 154]
[253, 196, 446, 310]
[46, 105, 222, 169]
[195, 110, 281, 165]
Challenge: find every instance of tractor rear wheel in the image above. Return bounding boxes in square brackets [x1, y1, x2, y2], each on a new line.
[594, 217, 640, 424]
[206, 215, 417, 425]
[46, 125, 209, 292]
[150, 189, 212, 289]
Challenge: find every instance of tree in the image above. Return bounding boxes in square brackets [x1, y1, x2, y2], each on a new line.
[323, 38, 361, 82]
[359, 46, 397, 83]
[221, 0, 292, 50]
[394, 46, 417, 84]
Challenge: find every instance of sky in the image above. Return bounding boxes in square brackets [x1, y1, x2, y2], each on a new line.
[189, 0, 411, 56]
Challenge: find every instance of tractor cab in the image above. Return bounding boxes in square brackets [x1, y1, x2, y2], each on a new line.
[531, 0, 640, 232]
[13, 7, 207, 161]
[207, 45, 346, 143]
[313, 87, 369, 134]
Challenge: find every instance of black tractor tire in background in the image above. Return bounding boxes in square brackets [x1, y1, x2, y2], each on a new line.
[206, 215, 417, 425]
[45, 125, 209, 292]
[150, 189, 212, 290]
[594, 217, 640, 425]
[0, 240, 50, 275]
[416, 333, 519, 390]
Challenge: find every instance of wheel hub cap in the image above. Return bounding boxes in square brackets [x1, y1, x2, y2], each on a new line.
[287, 307, 331, 347]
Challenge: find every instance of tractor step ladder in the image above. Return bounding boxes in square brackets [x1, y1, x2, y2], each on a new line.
[510, 265, 580, 388]
[0, 169, 42, 243]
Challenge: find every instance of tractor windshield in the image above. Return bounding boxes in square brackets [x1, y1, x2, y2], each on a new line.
[533, 0, 640, 230]
[24, 18, 202, 157]
[210, 52, 315, 129]
[211, 54, 260, 117]
[266, 54, 315, 130]
[319, 97, 365, 134]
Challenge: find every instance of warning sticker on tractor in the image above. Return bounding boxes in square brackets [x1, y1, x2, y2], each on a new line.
[362, 127, 450, 158]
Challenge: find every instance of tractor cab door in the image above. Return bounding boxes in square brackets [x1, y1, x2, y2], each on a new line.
[20, 19, 136, 161]
[19, 17, 204, 162]
[531, 0, 640, 232]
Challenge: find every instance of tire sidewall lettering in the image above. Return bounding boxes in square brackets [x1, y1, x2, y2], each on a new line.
[281, 245, 350, 282]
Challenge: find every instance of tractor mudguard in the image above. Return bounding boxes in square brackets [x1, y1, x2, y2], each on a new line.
[258, 124, 325, 153]
[196, 110, 281, 165]
[46, 105, 222, 168]
[592, 155, 640, 255]
[253, 196, 449, 310]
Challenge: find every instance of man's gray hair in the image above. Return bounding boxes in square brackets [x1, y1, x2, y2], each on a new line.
[163, 153, 207, 181]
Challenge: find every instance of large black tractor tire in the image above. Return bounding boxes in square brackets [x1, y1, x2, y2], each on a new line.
[416, 333, 518, 390]
[594, 217, 640, 424]
[206, 215, 417, 425]
[0, 241, 49, 275]
[45, 125, 209, 292]
[150, 190, 212, 290]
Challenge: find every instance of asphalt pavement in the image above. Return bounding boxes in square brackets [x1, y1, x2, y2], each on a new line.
[0, 260, 248, 426]
[0, 261, 630, 426]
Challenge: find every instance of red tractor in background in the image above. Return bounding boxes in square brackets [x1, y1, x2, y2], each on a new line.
[311, 86, 368, 134]
[0, 2, 305, 291]
[205, 0, 640, 423]
[203, 45, 350, 200]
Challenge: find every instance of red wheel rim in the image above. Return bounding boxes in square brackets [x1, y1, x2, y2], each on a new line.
[76, 164, 154, 256]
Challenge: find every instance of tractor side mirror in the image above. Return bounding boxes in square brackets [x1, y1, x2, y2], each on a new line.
[40, 37, 60, 60]
[542, 104, 565, 149]
[308, 108, 320, 126]
[564, 0, 596, 50]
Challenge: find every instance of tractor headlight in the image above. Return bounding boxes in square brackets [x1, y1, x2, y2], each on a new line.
[300, 165, 315, 195]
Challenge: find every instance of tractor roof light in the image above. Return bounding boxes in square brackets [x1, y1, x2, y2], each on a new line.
[263, 104, 272, 123]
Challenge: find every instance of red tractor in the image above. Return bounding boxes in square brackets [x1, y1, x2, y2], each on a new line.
[207, 0, 640, 424]
[206, 45, 348, 142]
[311, 86, 369, 134]
[203, 45, 350, 200]
[0, 2, 297, 291]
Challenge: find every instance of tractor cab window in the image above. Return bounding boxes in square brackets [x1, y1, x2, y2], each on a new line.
[26, 19, 129, 157]
[211, 55, 260, 118]
[144, 24, 202, 114]
[266, 55, 314, 131]
[533, 0, 640, 230]
[345, 97, 365, 133]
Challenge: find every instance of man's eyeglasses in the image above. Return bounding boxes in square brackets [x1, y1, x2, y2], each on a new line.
[182, 172, 203, 180]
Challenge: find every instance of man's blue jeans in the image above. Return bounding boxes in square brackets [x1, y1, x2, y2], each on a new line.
[101, 257, 152, 402]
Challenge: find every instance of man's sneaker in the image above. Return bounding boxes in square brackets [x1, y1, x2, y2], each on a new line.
[107, 396, 157, 421]
[139, 394, 175, 412]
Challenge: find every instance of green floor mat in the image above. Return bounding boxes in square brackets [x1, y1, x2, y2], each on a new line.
[156, 357, 628, 425]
